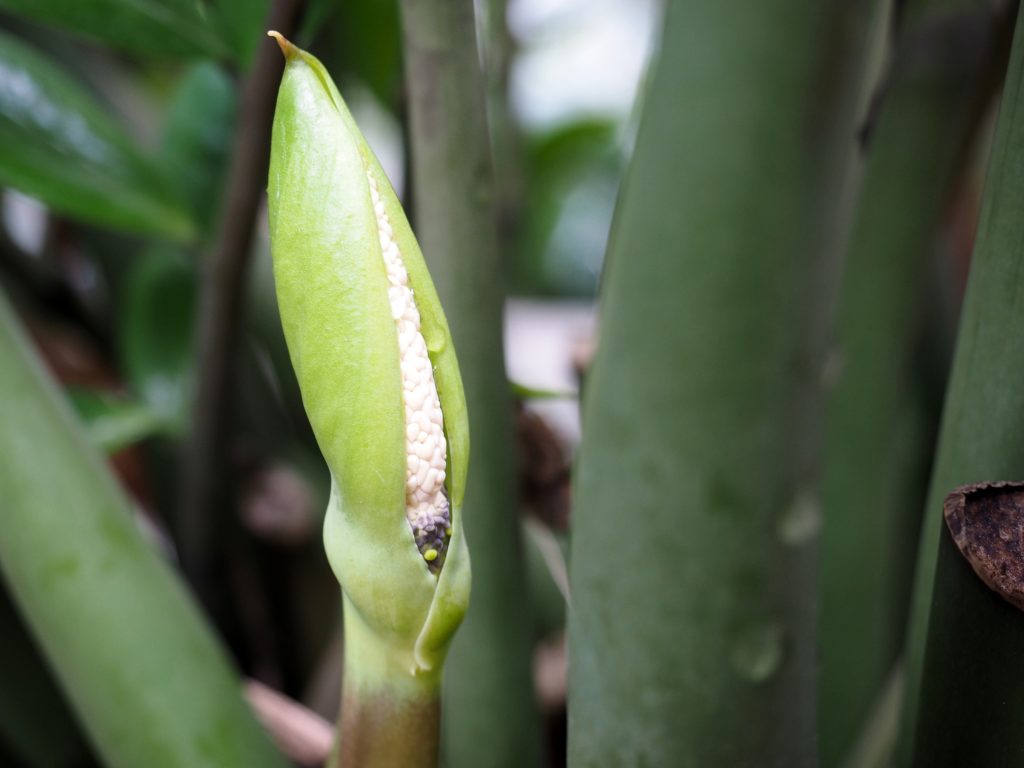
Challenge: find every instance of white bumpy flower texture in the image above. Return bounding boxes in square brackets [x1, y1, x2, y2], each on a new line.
[368, 170, 452, 571]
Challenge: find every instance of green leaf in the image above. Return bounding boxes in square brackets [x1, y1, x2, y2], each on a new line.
[295, 0, 342, 48]
[161, 62, 237, 240]
[508, 381, 576, 400]
[0, 32, 195, 238]
[820, 5, 1002, 764]
[899, 8, 1024, 766]
[67, 388, 169, 452]
[321, 0, 402, 105]
[0, 288, 288, 768]
[119, 246, 196, 427]
[515, 120, 621, 297]
[0, 0, 228, 59]
[522, 519, 568, 639]
[0, 0, 290, 65]
[210, 0, 269, 67]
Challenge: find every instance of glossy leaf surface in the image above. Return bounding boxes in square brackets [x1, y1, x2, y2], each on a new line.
[0, 0, 230, 60]
[0, 32, 194, 238]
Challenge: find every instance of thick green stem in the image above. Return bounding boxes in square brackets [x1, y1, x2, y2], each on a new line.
[566, 1, 879, 765]
[399, 1, 541, 766]
[332, 598, 441, 768]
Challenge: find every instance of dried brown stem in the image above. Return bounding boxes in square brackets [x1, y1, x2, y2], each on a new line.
[178, 0, 302, 611]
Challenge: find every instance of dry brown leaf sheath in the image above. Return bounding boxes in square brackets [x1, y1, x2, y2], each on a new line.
[944, 481, 1024, 611]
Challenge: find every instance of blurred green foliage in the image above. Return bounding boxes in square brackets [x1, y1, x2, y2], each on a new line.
[118, 246, 196, 429]
[513, 120, 621, 297]
[160, 63, 237, 239]
[0, 30, 194, 238]
[0, 0, 251, 62]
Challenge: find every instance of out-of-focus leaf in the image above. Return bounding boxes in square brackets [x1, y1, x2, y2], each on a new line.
[295, 0, 341, 47]
[516, 120, 621, 297]
[820, 4, 1002, 763]
[0, 32, 195, 238]
[0, 288, 288, 768]
[246, 232, 309, 428]
[68, 388, 169, 452]
[161, 62, 237, 240]
[0, 0, 227, 60]
[522, 518, 568, 640]
[211, 0, 269, 68]
[322, 0, 402, 105]
[900, 9, 1024, 766]
[119, 247, 196, 427]
[509, 380, 575, 400]
[0, 0, 291, 65]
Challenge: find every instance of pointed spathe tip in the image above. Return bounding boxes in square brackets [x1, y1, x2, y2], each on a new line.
[267, 30, 296, 59]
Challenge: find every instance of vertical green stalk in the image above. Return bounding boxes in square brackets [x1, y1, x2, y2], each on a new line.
[567, 1, 878, 765]
[0, 290, 286, 768]
[820, 3, 1007, 763]
[399, 2, 541, 767]
[898, 7, 1024, 766]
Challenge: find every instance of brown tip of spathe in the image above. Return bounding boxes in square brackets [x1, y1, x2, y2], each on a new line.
[267, 30, 296, 59]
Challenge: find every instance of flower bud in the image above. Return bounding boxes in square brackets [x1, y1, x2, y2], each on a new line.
[266, 33, 470, 675]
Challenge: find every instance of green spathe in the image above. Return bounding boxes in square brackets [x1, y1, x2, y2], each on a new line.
[266, 34, 470, 682]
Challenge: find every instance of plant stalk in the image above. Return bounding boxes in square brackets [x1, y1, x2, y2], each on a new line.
[331, 599, 441, 768]
[566, 0, 881, 764]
